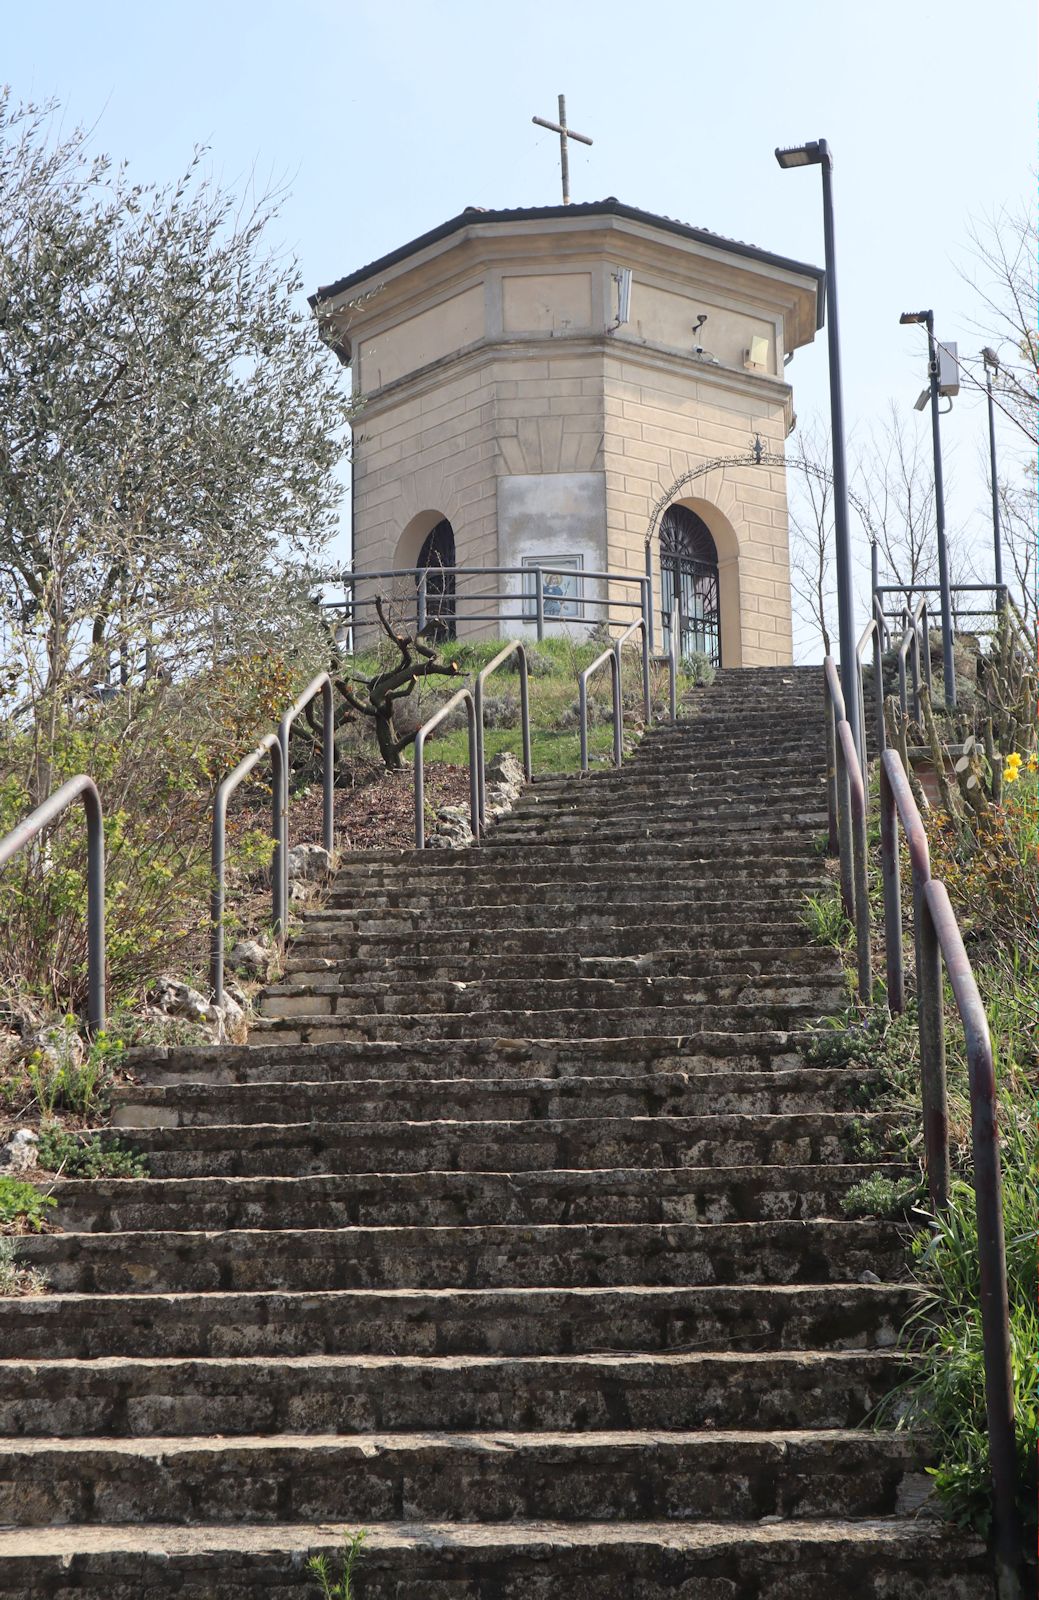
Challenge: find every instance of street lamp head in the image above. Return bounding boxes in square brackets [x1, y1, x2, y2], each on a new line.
[899, 310, 932, 326]
[774, 142, 824, 169]
[982, 346, 1000, 373]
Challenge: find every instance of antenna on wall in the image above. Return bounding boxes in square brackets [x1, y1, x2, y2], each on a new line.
[611, 267, 632, 329]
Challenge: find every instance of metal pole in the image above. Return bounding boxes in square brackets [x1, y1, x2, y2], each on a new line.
[986, 372, 1004, 602]
[535, 567, 545, 642]
[643, 554, 655, 654]
[322, 682, 335, 855]
[925, 313, 956, 708]
[819, 143, 863, 764]
[915, 884, 951, 1210]
[878, 762, 904, 1013]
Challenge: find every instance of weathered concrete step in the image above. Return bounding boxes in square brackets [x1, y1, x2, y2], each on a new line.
[281, 945, 841, 983]
[486, 813, 828, 841]
[53, 1161, 913, 1234]
[316, 892, 823, 926]
[101, 1109, 906, 1178]
[302, 902, 817, 935]
[0, 1282, 920, 1360]
[246, 999, 836, 1043]
[0, 1350, 909, 1439]
[111, 1068, 867, 1132]
[0, 1428, 927, 1526]
[127, 1031, 819, 1087]
[0, 1518, 994, 1600]
[295, 919, 816, 957]
[331, 843, 824, 878]
[255, 976, 846, 1022]
[20, 1218, 909, 1293]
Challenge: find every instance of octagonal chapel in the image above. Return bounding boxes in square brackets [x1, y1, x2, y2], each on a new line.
[311, 198, 823, 666]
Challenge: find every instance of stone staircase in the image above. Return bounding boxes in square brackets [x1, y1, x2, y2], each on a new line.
[0, 666, 994, 1596]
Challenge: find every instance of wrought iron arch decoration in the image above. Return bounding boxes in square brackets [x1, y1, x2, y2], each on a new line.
[644, 444, 879, 549]
[417, 519, 457, 640]
[659, 505, 721, 665]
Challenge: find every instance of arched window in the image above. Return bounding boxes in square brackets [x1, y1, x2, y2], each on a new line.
[660, 505, 721, 666]
[417, 519, 456, 640]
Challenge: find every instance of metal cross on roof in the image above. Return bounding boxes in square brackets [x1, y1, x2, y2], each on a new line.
[532, 95, 593, 206]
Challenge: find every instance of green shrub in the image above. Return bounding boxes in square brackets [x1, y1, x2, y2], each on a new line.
[37, 1124, 147, 1179]
[682, 651, 716, 687]
[801, 890, 852, 948]
[0, 1177, 56, 1231]
[841, 1173, 922, 1218]
[23, 1025, 124, 1118]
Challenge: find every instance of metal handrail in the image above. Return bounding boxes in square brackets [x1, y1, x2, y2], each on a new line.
[895, 596, 930, 721]
[473, 642, 532, 828]
[578, 647, 622, 774]
[413, 687, 480, 850]
[823, 659, 871, 1002]
[278, 672, 336, 917]
[0, 776, 106, 1030]
[210, 732, 286, 1013]
[667, 604, 679, 722]
[877, 747, 1021, 1590]
[856, 606, 884, 777]
[614, 614, 652, 728]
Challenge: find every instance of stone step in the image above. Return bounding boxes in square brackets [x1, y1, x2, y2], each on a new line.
[106, 1108, 905, 1180]
[255, 976, 846, 1022]
[331, 842, 826, 876]
[297, 903, 820, 938]
[245, 999, 836, 1043]
[320, 879, 827, 914]
[0, 1282, 920, 1360]
[126, 1032, 820, 1087]
[20, 1217, 909, 1294]
[0, 1518, 993, 1600]
[111, 1067, 874, 1129]
[0, 1428, 927, 1527]
[294, 920, 817, 957]
[52, 1161, 913, 1234]
[280, 945, 841, 982]
[32, 1184, 910, 1286]
[0, 1349, 910, 1439]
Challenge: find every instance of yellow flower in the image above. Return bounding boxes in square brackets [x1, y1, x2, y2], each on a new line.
[1028, 753, 1038, 773]
[1003, 765, 1020, 785]
[1004, 751, 1022, 771]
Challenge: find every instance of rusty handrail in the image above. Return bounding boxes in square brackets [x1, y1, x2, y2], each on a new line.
[823, 657, 871, 1001]
[210, 732, 286, 1013]
[877, 748, 1022, 1591]
[474, 641, 532, 828]
[578, 646, 622, 774]
[277, 672, 336, 912]
[413, 687, 480, 850]
[0, 776, 106, 1031]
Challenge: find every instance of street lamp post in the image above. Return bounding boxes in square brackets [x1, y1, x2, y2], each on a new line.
[900, 310, 956, 708]
[983, 347, 1004, 605]
[775, 139, 862, 765]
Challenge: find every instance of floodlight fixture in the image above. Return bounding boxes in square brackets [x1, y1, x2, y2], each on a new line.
[914, 390, 930, 412]
[774, 142, 823, 168]
[982, 346, 1000, 373]
[899, 310, 930, 325]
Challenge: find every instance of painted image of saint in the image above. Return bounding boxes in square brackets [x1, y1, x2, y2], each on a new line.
[543, 572, 566, 617]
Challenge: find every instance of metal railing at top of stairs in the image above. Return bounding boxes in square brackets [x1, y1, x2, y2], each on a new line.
[0, 776, 106, 1031]
[413, 687, 481, 851]
[823, 661, 1023, 1595]
[210, 673, 336, 1012]
[473, 642, 532, 830]
[577, 616, 652, 776]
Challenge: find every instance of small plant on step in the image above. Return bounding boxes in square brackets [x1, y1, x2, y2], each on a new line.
[800, 890, 852, 949]
[36, 1124, 148, 1179]
[307, 1528, 368, 1599]
[0, 1236, 48, 1296]
[23, 1024, 126, 1119]
[0, 1177, 57, 1231]
[841, 1173, 923, 1219]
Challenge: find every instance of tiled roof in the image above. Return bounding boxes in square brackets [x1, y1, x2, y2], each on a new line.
[310, 198, 825, 326]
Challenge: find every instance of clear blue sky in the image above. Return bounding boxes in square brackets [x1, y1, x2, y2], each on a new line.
[6, 0, 1035, 651]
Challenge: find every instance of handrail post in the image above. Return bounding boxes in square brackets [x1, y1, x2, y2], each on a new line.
[474, 641, 531, 828]
[911, 614, 922, 722]
[915, 878, 951, 1210]
[668, 604, 678, 722]
[210, 734, 285, 1011]
[834, 711, 854, 916]
[878, 759, 904, 1013]
[824, 687, 839, 857]
[579, 675, 591, 774]
[640, 617, 651, 724]
[535, 567, 545, 642]
[321, 680, 335, 855]
[0, 776, 108, 1033]
[642, 564, 655, 654]
[838, 718, 871, 1003]
[921, 600, 933, 695]
[413, 687, 479, 849]
[416, 569, 427, 634]
[611, 649, 622, 767]
[872, 599, 886, 755]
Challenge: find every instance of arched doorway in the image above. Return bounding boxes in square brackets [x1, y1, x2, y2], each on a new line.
[416, 518, 456, 640]
[660, 504, 721, 665]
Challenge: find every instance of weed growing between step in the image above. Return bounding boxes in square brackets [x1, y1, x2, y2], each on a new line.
[802, 782, 1039, 1541]
[36, 1124, 147, 1179]
[307, 1529, 367, 1599]
[0, 1236, 47, 1295]
[0, 1178, 56, 1231]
